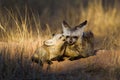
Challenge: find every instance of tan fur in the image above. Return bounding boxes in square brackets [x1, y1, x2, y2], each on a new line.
[31, 34, 66, 66]
[61, 20, 94, 60]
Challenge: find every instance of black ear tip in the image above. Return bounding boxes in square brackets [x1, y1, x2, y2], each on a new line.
[63, 20, 67, 25]
[63, 20, 65, 22]
[84, 20, 87, 24]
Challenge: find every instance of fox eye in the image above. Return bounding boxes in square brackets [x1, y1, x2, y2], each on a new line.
[59, 35, 64, 39]
[66, 36, 70, 38]
[73, 36, 78, 39]
[59, 36, 62, 39]
[52, 33, 55, 36]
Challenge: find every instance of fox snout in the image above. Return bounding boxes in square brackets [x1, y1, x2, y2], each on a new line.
[66, 37, 78, 45]
[69, 38, 74, 44]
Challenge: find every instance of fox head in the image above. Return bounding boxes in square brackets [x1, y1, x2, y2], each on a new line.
[62, 20, 87, 45]
[44, 33, 65, 46]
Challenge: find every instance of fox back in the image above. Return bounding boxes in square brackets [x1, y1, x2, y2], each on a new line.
[82, 31, 94, 56]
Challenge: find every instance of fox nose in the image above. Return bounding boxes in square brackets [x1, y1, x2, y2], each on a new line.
[69, 38, 73, 44]
[69, 41, 73, 44]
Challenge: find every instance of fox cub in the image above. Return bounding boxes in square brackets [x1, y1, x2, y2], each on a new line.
[31, 34, 66, 66]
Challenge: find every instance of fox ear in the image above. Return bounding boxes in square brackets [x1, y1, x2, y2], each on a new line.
[75, 20, 87, 29]
[62, 20, 71, 33]
[62, 20, 71, 32]
[62, 20, 71, 29]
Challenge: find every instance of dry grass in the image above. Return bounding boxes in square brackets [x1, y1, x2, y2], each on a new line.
[0, 0, 120, 80]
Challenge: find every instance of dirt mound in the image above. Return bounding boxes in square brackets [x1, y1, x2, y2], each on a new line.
[39, 50, 120, 80]
[42, 50, 120, 73]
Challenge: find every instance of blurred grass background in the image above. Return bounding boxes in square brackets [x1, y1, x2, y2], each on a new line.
[0, 0, 120, 79]
[0, 0, 120, 49]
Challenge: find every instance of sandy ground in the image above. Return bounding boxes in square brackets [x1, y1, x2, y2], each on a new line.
[38, 50, 120, 80]
[42, 50, 120, 73]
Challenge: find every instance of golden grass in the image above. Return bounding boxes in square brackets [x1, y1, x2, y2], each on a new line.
[0, 1, 120, 46]
[0, 0, 120, 79]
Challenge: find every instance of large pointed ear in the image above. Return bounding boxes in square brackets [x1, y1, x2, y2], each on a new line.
[62, 20, 71, 33]
[75, 20, 87, 29]
[62, 20, 71, 29]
